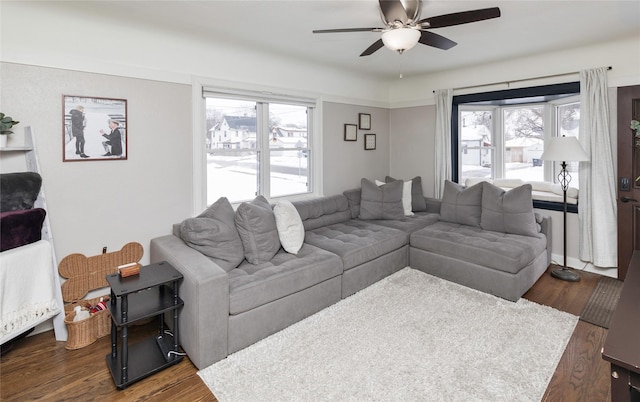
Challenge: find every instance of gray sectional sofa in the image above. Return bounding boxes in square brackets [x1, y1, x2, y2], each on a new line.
[150, 178, 551, 370]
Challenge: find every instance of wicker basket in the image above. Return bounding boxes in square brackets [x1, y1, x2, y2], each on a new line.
[58, 243, 143, 350]
[63, 295, 111, 350]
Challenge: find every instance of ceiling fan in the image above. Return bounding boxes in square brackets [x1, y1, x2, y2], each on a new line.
[313, 0, 501, 56]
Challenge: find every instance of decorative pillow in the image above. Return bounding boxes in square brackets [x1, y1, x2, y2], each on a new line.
[0, 208, 46, 252]
[439, 180, 483, 227]
[343, 188, 361, 219]
[235, 195, 281, 264]
[274, 200, 305, 254]
[480, 182, 538, 237]
[493, 178, 525, 188]
[179, 197, 244, 272]
[376, 179, 413, 216]
[359, 178, 404, 220]
[386, 175, 427, 212]
[0, 172, 42, 212]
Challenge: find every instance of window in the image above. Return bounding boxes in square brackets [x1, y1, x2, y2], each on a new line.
[203, 90, 317, 205]
[455, 83, 580, 190]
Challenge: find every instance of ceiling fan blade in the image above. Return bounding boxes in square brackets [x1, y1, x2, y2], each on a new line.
[418, 31, 457, 50]
[360, 39, 385, 57]
[313, 27, 382, 34]
[418, 7, 501, 29]
[379, 0, 409, 24]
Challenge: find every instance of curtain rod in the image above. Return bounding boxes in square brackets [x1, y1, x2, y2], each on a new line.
[433, 66, 612, 93]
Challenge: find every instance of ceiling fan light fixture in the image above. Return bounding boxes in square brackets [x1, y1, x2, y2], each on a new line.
[381, 28, 420, 53]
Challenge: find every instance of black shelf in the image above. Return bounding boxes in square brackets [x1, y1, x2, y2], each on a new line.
[105, 261, 183, 389]
[105, 335, 183, 389]
[107, 285, 183, 326]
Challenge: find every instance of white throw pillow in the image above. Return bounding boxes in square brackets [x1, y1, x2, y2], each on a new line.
[376, 179, 414, 216]
[273, 200, 305, 254]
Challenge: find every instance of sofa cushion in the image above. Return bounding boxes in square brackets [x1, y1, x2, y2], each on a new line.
[386, 175, 427, 212]
[440, 180, 483, 227]
[410, 221, 547, 274]
[0, 208, 46, 252]
[364, 211, 439, 234]
[359, 178, 404, 220]
[304, 220, 407, 270]
[179, 197, 244, 272]
[0, 172, 42, 212]
[481, 182, 538, 237]
[235, 195, 281, 264]
[292, 194, 351, 231]
[274, 200, 304, 254]
[343, 188, 361, 219]
[376, 179, 413, 216]
[228, 244, 342, 315]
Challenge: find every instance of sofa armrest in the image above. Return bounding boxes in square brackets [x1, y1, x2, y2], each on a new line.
[535, 212, 553, 266]
[150, 234, 229, 369]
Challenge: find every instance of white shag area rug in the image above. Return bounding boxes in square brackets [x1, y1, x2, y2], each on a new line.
[198, 267, 578, 402]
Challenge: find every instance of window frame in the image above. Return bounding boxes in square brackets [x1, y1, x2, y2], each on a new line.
[193, 79, 323, 212]
[451, 82, 581, 212]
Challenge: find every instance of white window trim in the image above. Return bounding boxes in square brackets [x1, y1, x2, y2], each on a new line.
[192, 77, 323, 213]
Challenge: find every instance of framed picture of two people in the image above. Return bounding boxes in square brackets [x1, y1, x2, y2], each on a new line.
[63, 95, 127, 162]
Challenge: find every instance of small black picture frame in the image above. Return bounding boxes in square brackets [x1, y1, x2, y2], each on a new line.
[359, 113, 371, 130]
[364, 133, 376, 150]
[344, 124, 357, 141]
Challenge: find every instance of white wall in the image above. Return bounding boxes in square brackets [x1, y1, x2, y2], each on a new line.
[388, 35, 640, 108]
[0, 1, 391, 108]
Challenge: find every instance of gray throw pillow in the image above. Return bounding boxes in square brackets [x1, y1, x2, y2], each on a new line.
[359, 178, 404, 220]
[179, 197, 244, 272]
[343, 188, 362, 219]
[481, 182, 538, 237]
[235, 195, 281, 264]
[386, 175, 427, 212]
[440, 180, 483, 227]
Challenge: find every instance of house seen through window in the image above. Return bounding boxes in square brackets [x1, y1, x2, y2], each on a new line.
[456, 84, 580, 191]
[205, 97, 313, 204]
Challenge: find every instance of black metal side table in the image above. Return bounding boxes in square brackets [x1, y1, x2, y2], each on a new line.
[105, 261, 184, 389]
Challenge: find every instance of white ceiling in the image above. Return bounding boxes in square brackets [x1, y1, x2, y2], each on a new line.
[63, 1, 640, 79]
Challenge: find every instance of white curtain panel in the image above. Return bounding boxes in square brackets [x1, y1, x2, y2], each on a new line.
[578, 67, 617, 268]
[434, 89, 453, 198]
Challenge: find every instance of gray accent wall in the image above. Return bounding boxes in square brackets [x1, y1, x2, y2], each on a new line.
[389, 105, 436, 198]
[322, 102, 390, 196]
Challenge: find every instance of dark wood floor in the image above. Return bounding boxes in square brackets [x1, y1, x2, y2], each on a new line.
[0, 265, 611, 401]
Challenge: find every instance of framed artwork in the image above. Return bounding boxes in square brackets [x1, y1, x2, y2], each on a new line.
[63, 95, 128, 162]
[344, 124, 357, 141]
[364, 133, 376, 150]
[359, 113, 371, 130]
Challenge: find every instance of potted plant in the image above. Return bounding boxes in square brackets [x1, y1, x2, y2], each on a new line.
[0, 113, 20, 148]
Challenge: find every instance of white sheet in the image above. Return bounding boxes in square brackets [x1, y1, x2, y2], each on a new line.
[1, 240, 61, 344]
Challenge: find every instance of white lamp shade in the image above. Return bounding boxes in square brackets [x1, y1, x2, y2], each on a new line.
[382, 28, 420, 52]
[540, 136, 589, 162]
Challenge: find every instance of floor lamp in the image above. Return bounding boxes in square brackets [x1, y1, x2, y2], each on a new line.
[540, 135, 590, 282]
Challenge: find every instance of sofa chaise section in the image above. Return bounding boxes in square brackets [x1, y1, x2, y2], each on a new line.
[410, 221, 550, 301]
[408, 180, 552, 302]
